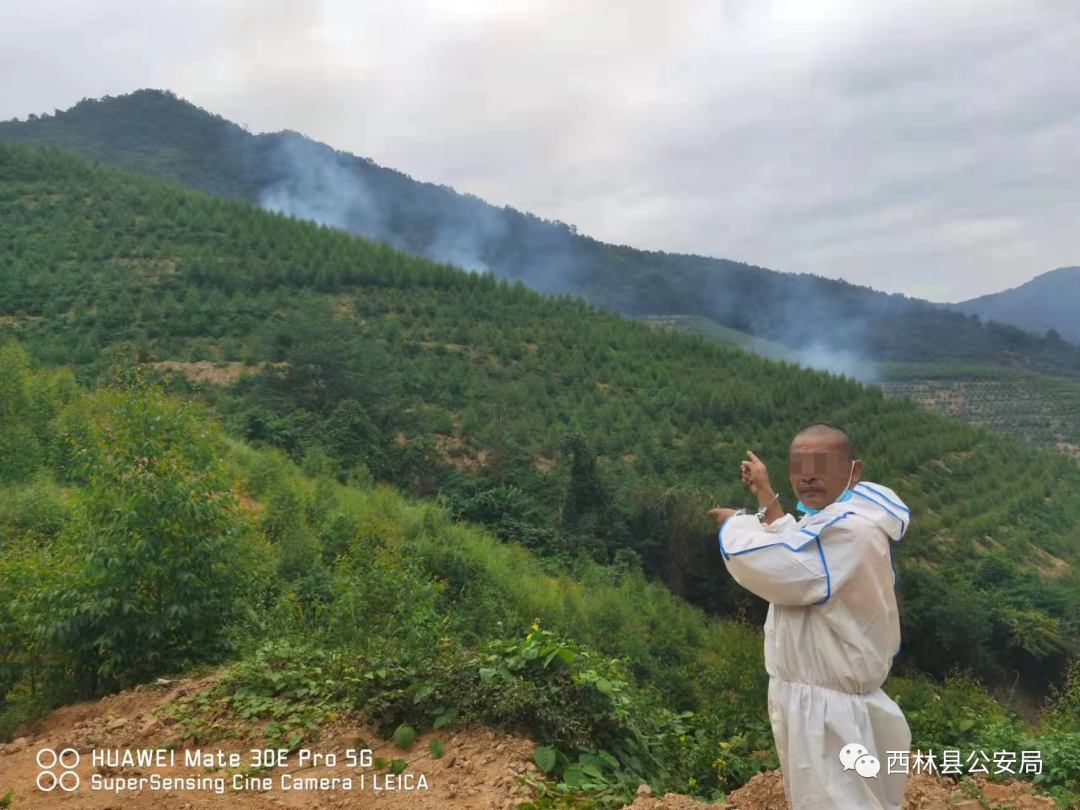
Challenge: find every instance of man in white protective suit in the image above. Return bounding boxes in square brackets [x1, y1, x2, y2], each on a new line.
[709, 423, 911, 810]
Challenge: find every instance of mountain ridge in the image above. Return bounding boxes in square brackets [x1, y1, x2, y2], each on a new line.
[947, 266, 1080, 344]
[3, 89, 1080, 378]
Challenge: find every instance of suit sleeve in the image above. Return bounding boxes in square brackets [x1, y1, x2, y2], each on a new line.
[718, 513, 867, 606]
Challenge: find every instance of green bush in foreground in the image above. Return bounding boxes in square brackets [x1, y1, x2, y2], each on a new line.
[0, 350, 272, 714]
[886, 669, 1080, 806]
[165, 623, 776, 807]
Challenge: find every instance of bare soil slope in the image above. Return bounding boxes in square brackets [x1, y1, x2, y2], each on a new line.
[0, 674, 538, 810]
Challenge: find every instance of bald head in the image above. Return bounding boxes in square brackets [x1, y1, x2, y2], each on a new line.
[792, 423, 855, 463]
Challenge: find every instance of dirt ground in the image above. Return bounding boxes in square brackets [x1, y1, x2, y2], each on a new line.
[0, 675, 539, 810]
[0, 677, 1062, 810]
[626, 768, 1059, 810]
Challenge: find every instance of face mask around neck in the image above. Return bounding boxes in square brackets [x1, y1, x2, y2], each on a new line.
[796, 460, 855, 515]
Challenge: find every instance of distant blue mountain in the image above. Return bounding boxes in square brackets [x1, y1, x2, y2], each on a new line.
[946, 267, 1080, 344]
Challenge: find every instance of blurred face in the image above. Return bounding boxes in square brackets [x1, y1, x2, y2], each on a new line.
[789, 432, 863, 511]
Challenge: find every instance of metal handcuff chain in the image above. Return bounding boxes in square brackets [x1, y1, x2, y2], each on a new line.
[732, 490, 780, 520]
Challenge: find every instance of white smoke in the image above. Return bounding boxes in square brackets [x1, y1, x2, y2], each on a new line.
[251, 133, 885, 382]
[422, 199, 507, 273]
[794, 343, 879, 383]
[258, 135, 387, 242]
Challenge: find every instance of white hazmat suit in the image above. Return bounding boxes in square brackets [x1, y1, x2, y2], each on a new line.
[719, 480, 911, 810]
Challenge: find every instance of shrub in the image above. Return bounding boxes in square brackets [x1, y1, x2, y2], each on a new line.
[37, 360, 268, 694]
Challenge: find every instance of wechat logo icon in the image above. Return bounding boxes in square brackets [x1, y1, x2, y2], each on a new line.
[839, 743, 880, 778]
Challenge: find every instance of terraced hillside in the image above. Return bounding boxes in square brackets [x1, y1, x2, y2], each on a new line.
[877, 365, 1080, 461]
[650, 314, 1080, 459]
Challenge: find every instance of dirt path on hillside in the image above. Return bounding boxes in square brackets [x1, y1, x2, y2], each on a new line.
[0, 676, 1063, 810]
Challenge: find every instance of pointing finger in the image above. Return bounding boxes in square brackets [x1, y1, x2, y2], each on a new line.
[746, 450, 760, 461]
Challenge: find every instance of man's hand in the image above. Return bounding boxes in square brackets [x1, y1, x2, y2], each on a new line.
[741, 450, 772, 496]
[709, 507, 739, 530]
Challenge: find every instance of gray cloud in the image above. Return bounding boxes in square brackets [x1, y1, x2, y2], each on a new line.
[2, 0, 1077, 300]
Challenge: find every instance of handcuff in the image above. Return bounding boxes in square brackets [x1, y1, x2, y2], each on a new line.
[733, 491, 780, 520]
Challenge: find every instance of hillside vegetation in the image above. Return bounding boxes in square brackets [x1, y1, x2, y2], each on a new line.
[878, 365, 1080, 459]
[648, 316, 1080, 458]
[2, 141, 1080, 704]
[642, 315, 798, 363]
[1, 341, 1079, 806]
[0, 339, 777, 803]
[3, 90, 1080, 378]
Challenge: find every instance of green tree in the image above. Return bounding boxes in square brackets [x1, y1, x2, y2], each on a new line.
[559, 432, 609, 538]
[0, 341, 45, 484]
[45, 358, 263, 694]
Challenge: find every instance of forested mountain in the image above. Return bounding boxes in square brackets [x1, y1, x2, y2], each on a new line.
[3, 89, 1080, 378]
[947, 267, 1080, 345]
[2, 141, 1080, 708]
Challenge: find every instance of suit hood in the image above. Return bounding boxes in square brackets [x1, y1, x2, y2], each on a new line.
[845, 481, 910, 541]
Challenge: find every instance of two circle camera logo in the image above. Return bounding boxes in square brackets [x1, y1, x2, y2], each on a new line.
[37, 747, 81, 792]
[840, 743, 880, 778]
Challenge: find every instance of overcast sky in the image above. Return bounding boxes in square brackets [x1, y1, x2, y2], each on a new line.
[3, 0, 1078, 301]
